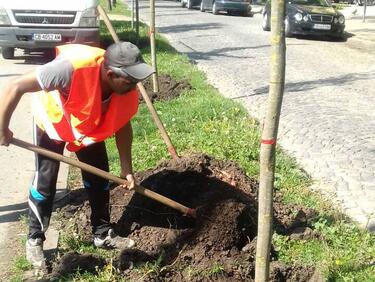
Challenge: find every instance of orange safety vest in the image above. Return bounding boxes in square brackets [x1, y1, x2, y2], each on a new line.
[32, 44, 139, 152]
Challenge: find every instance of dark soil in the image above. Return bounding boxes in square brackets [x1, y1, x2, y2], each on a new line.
[139, 74, 192, 103]
[52, 153, 319, 281]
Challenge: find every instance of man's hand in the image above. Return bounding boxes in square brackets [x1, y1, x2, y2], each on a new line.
[0, 128, 13, 146]
[120, 173, 135, 190]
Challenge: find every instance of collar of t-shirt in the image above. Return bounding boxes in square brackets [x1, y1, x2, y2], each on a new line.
[101, 95, 112, 113]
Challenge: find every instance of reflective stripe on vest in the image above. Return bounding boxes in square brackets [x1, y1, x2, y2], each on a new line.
[32, 44, 139, 152]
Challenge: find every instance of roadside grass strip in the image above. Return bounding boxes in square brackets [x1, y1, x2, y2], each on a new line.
[10, 2, 375, 281]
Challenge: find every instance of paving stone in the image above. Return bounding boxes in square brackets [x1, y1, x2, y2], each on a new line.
[348, 181, 363, 191]
[359, 201, 375, 213]
[335, 181, 349, 191]
[341, 201, 358, 210]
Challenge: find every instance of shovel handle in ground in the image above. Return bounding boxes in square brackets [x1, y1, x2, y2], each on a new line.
[11, 138, 196, 218]
[97, 5, 179, 160]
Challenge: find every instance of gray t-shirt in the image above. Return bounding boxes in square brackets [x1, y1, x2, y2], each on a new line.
[36, 56, 111, 110]
[36, 54, 73, 98]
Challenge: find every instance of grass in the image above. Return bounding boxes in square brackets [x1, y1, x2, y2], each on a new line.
[273, 219, 375, 280]
[99, 0, 131, 17]
[100, 13, 374, 281]
[11, 1, 375, 281]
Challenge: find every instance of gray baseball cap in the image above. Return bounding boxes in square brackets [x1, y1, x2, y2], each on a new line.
[104, 41, 155, 81]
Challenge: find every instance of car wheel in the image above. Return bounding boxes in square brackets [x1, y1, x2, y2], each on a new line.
[187, 0, 193, 9]
[332, 30, 345, 41]
[262, 13, 270, 31]
[200, 1, 205, 12]
[1, 47, 15, 59]
[181, 0, 186, 7]
[212, 2, 219, 15]
[285, 17, 292, 37]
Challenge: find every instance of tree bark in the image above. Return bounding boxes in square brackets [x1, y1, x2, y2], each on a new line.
[254, 0, 286, 280]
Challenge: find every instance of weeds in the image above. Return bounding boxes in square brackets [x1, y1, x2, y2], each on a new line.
[208, 262, 225, 276]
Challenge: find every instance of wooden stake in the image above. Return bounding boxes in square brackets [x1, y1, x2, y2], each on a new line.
[97, 5, 119, 42]
[137, 82, 179, 160]
[150, 0, 159, 93]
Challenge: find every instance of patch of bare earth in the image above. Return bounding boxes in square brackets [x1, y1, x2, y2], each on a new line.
[52, 154, 319, 281]
[139, 74, 191, 103]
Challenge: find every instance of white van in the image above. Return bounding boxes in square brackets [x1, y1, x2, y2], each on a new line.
[0, 0, 100, 59]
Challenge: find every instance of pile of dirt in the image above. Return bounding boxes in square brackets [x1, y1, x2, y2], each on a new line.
[140, 74, 192, 103]
[54, 154, 319, 281]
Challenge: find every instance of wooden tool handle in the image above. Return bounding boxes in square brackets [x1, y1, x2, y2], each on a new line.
[97, 5, 179, 160]
[11, 138, 195, 217]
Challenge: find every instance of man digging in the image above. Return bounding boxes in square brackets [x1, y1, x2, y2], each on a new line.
[0, 42, 154, 270]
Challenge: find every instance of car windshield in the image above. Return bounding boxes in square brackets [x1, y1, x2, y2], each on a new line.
[290, 0, 331, 7]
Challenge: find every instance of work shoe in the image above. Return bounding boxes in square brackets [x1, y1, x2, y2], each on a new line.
[26, 238, 46, 269]
[94, 229, 135, 249]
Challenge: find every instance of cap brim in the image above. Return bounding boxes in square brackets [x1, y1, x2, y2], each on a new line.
[121, 63, 155, 80]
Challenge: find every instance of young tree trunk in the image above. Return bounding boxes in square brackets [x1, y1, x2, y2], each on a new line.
[150, 0, 159, 92]
[363, 0, 367, 22]
[107, 0, 112, 11]
[131, 0, 135, 29]
[136, 0, 140, 43]
[254, 0, 286, 280]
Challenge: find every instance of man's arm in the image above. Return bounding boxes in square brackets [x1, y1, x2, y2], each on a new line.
[115, 122, 135, 189]
[0, 71, 42, 145]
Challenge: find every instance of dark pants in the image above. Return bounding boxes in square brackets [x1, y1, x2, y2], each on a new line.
[28, 124, 111, 241]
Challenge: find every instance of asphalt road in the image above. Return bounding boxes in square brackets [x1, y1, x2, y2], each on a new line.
[128, 0, 375, 230]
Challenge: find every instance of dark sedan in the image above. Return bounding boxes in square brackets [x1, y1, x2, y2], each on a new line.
[181, 0, 202, 9]
[262, 0, 345, 38]
[200, 0, 252, 16]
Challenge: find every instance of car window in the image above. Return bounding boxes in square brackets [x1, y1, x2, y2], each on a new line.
[289, 0, 331, 7]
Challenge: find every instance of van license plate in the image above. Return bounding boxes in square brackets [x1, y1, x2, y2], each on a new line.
[313, 24, 331, 30]
[33, 33, 62, 41]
